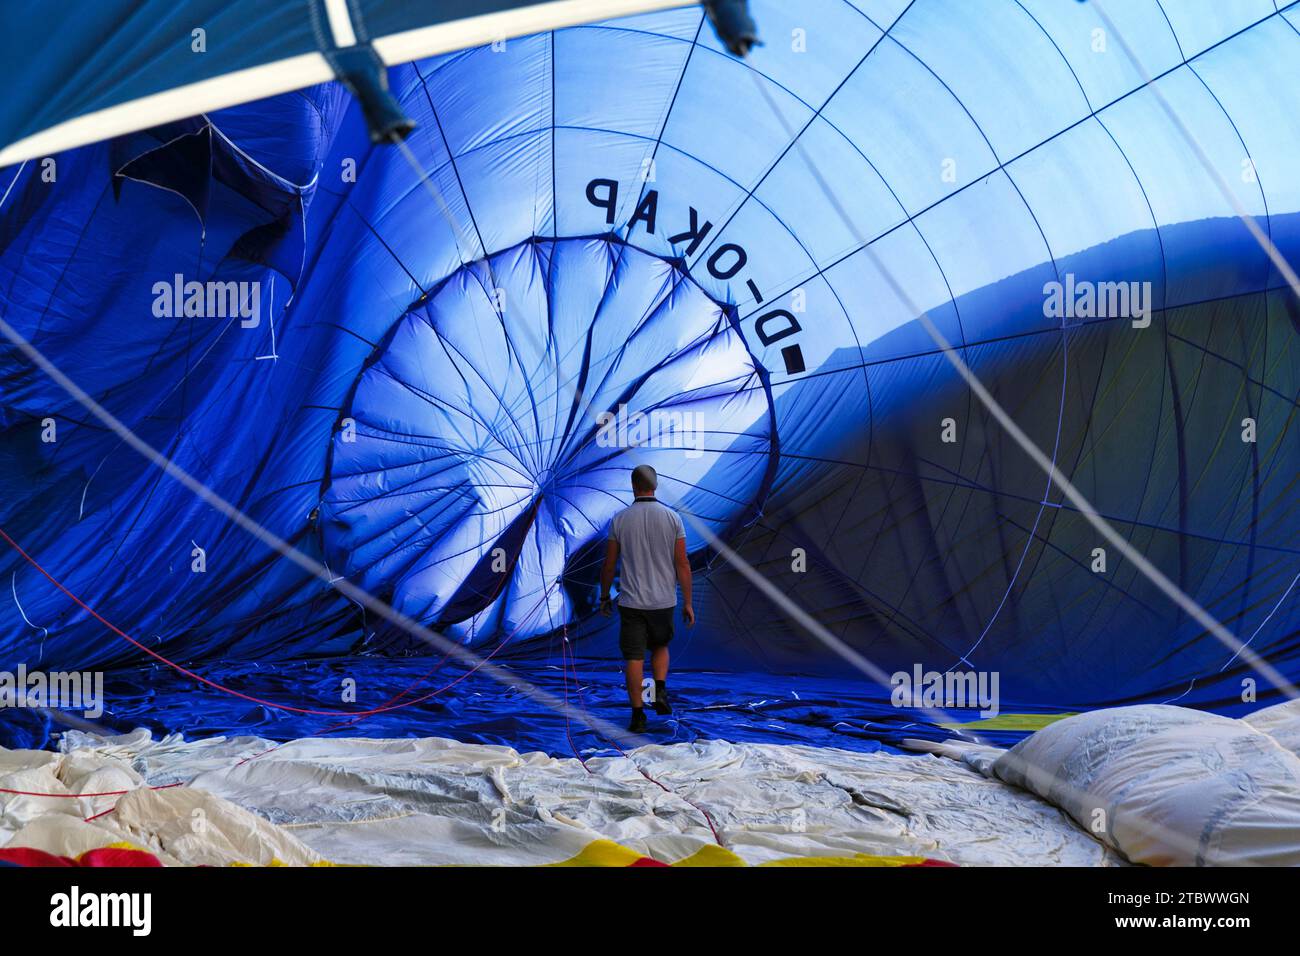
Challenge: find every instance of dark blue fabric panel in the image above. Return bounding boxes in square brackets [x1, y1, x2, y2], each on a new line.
[0, 1, 317, 151]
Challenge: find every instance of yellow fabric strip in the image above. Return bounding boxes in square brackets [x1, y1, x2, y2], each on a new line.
[938, 712, 1078, 731]
[669, 844, 746, 867]
[547, 839, 650, 867]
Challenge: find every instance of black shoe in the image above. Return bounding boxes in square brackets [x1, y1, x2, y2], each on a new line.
[628, 709, 648, 733]
[652, 689, 672, 716]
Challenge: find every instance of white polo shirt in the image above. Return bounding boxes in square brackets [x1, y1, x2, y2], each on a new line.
[608, 497, 685, 610]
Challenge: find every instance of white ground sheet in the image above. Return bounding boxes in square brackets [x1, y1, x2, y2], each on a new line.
[10, 701, 1298, 866]
[1, 731, 1120, 866]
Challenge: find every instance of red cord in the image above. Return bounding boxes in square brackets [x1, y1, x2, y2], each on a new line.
[0, 782, 184, 799]
[559, 625, 591, 775]
[0, 523, 554, 812]
[0, 523, 553, 719]
[0, 524, 714, 844]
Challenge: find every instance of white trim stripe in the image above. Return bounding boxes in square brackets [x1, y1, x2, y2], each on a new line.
[0, 0, 693, 168]
[372, 0, 692, 65]
[323, 0, 359, 48]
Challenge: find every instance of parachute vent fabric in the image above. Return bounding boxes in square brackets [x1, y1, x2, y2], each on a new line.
[320, 236, 774, 634]
[1, 0, 1300, 751]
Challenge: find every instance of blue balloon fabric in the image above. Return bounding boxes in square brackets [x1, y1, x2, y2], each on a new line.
[1, 0, 1299, 753]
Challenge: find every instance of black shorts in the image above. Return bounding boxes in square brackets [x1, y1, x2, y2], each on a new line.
[618, 605, 675, 661]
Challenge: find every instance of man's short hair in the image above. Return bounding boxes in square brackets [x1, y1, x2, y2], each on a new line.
[631, 464, 658, 493]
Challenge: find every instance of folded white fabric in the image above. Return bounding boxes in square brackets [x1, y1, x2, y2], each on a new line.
[991, 704, 1300, 866]
[1243, 698, 1300, 757]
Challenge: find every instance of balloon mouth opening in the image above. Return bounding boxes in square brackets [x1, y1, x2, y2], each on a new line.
[319, 236, 777, 637]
